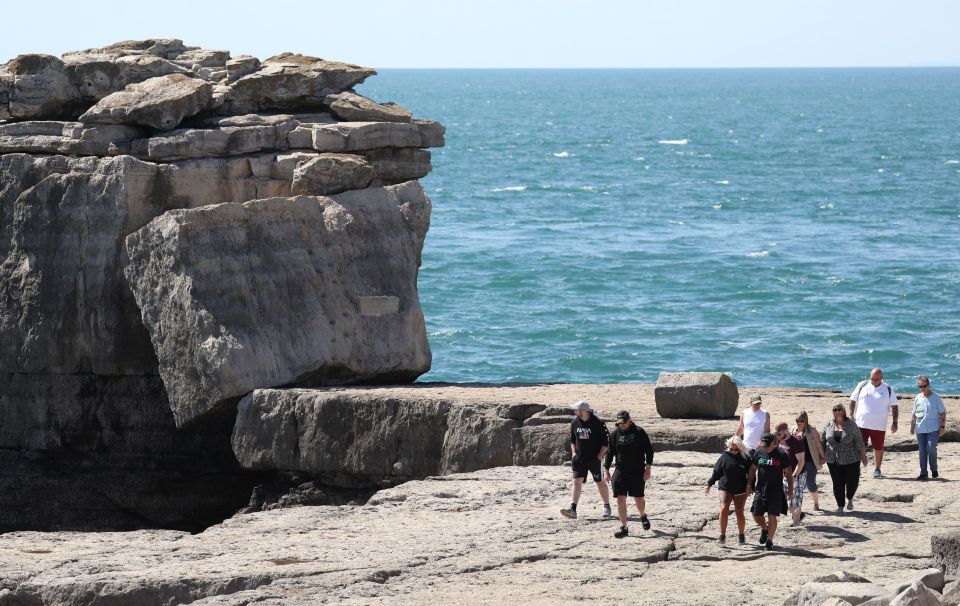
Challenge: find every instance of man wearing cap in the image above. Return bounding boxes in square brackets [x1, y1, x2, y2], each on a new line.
[747, 433, 793, 551]
[560, 401, 611, 519]
[736, 395, 770, 452]
[850, 368, 898, 479]
[604, 410, 655, 538]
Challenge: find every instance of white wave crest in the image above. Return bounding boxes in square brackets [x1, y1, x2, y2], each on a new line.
[946, 160, 960, 165]
[658, 139, 688, 145]
[552, 151, 570, 158]
[491, 186, 527, 192]
[715, 180, 729, 185]
[746, 251, 770, 258]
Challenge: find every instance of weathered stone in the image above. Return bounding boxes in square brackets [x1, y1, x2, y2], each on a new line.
[309, 121, 438, 152]
[415, 118, 447, 147]
[324, 91, 413, 123]
[814, 572, 872, 584]
[943, 580, 960, 605]
[361, 148, 432, 183]
[290, 153, 376, 195]
[225, 54, 375, 114]
[797, 583, 888, 606]
[933, 530, 960, 575]
[124, 181, 431, 425]
[174, 48, 230, 69]
[4, 54, 75, 118]
[889, 581, 940, 606]
[0, 373, 263, 532]
[655, 371, 739, 418]
[65, 53, 190, 104]
[225, 55, 260, 81]
[79, 73, 213, 130]
[887, 568, 945, 595]
[131, 117, 299, 160]
[65, 39, 192, 60]
[0, 121, 145, 155]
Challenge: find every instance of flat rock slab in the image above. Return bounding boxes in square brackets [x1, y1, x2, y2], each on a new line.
[80, 73, 213, 130]
[124, 182, 432, 426]
[4, 444, 960, 605]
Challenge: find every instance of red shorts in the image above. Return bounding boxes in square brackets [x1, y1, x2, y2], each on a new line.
[859, 427, 886, 450]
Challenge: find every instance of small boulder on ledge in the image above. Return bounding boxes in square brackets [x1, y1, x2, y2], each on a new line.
[79, 73, 212, 130]
[654, 371, 739, 418]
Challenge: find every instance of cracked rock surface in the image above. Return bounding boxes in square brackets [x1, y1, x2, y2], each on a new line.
[3, 446, 958, 605]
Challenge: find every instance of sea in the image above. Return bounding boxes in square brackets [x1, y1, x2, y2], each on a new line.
[358, 69, 960, 393]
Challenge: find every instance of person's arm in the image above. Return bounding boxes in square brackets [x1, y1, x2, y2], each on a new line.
[785, 462, 794, 498]
[890, 386, 899, 433]
[939, 396, 948, 438]
[851, 421, 867, 465]
[705, 457, 723, 493]
[603, 430, 616, 481]
[736, 417, 744, 438]
[911, 398, 917, 435]
[814, 431, 826, 462]
[747, 464, 757, 495]
[850, 381, 862, 419]
[641, 428, 654, 481]
[793, 451, 805, 478]
[763, 412, 771, 435]
[596, 419, 609, 461]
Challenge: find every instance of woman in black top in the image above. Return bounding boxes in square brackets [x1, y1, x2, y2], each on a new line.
[705, 435, 751, 545]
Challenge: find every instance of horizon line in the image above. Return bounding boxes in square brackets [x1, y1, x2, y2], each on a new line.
[370, 64, 960, 70]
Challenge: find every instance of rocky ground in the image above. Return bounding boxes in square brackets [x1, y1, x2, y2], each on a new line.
[3, 428, 958, 605]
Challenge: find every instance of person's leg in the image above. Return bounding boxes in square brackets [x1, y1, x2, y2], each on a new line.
[928, 432, 940, 476]
[718, 492, 731, 535]
[617, 495, 628, 527]
[827, 463, 844, 508]
[874, 448, 884, 471]
[572, 477, 584, 504]
[733, 494, 747, 535]
[792, 472, 806, 525]
[634, 497, 645, 516]
[752, 513, 767, 530]
[845, 462, 861, 501]
[805, 460, 820, 509]
[767, 514, 778, 541]
[596, 478, 610, 504]
[918, 433, 929, 476]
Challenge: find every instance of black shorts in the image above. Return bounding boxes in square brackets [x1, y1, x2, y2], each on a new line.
[572, 456, 603, 482]
[750, 485, 787, 517]
[612, 469, 645, 498]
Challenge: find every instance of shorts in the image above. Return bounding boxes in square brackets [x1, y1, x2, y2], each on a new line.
[612, 469, 645, 498]
[859, 427, 886, 450]
[572, 456, 603, 482]
[750, 484, 787, 517]
[787, 474, 805, 510]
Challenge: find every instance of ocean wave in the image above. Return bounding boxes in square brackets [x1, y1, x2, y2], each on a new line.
[552, 151, 571, 158]
[658, 139, 688, 145]
[715, 180, 729, 185]
[947, 160, 960, 165]
[712, 204, 723, 210]
[746, 251, 770, 258]
[491, 186, 527, 192]
[634, 156, 645, 161]
[819, 203, 834, 209]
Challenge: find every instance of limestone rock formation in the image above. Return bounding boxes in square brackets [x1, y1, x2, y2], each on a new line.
[0, 39, 442, 531]
[124, 182, 432, 426]
[654, 371, 739, 418]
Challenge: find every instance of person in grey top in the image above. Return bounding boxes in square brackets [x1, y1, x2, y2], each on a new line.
[821, 403, 868, 513]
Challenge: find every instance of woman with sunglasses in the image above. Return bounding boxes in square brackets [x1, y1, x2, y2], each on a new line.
[821, 403, 868, 513]
[705, 435, 751, 544]
[793, 411, 826, 512]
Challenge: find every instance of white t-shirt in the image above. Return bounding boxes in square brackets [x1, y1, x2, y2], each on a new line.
[741, 407, 768, 449]
[851, 380, 897, 431]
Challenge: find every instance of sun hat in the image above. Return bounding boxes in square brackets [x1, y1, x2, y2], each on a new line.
[749, 395, 763, 405]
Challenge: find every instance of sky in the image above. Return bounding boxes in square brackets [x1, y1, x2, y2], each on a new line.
[1, 0, 959, 68]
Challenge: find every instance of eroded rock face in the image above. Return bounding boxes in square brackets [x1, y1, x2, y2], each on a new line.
[0, 39, 443, 531]
[124, 182, 432, 426]
[654, 371, 740, 418]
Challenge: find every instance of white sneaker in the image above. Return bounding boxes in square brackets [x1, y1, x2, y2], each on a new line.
[603, 504, 612, 517]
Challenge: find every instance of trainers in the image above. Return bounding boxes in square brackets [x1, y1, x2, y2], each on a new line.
[738, 534, 746, 545]
[718, 534, 726, 544]
[603, 504, 612, 517]
[918, 474, 929, 481]
[873, 468, 882, 479]
[614, 526, 629, 539]
[846, 499, 854, 511]
[765, 540, 774, 551]
[834, 506, 844, 514]
[640, 515, 651, 530]
[560, 507, 577, 519]
[933, 471, 940, 479]
[759, 529, 768, 545]
[799, 512, 807, 522]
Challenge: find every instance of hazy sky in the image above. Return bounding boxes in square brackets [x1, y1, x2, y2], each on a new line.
[2, 0, 958, 68]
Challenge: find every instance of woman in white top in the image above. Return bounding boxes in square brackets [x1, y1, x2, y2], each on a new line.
[736, 395, 770, 451]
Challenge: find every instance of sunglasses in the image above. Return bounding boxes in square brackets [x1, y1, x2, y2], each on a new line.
[918, 384, 930, 388]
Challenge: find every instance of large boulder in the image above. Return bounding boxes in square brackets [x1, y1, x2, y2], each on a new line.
[797, 583, 888, 606]
[934, 530, 960, 575]
[290, 153, 376, 195]
[79, 74, 213, 130]
[124, 181, 432, 426]
[654, 371, 739, 418]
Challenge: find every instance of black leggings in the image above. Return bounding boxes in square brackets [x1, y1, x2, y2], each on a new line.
[827, 462, 860, 507]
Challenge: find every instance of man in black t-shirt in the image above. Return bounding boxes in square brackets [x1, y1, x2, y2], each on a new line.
[604, 410, 654, 538]
[747, 433, 794, 551]
[560, 401, 611, 520]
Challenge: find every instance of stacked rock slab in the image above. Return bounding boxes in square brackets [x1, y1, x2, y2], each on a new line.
[654, 371, 739, 418]
[0, 40, 442, 530]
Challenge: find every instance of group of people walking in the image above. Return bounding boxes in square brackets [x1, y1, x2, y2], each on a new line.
[560, 367, 949, 550]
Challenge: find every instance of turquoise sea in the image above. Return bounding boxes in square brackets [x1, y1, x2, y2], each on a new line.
[359, 69, 960, 392]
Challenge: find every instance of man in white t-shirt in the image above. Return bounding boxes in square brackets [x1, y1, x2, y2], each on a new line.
[849, 368, 898, 479]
